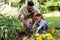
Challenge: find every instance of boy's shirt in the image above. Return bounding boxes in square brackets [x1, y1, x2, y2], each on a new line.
[32, 19, 48, 33]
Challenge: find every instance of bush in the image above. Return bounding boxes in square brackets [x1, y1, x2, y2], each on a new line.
[47, 6, 59, 11]
[39, 5, 48, 14]
[39, 0, 60, 13]
[0, 14, 24, 40]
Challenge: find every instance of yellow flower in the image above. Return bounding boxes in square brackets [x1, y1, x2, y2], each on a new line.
[36, 33, 53, 40]
[36, 34, 43, 40]
[46, 33, 53, 39]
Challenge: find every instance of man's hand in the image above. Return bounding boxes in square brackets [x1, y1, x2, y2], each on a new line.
[31, 29, 35, 31]
[18, 14, 21, 19]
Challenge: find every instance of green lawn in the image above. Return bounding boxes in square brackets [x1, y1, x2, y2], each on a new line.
[45, 16, 60, 29]
[44, 16, 60, 40]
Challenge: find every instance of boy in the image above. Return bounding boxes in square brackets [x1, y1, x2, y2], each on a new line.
[32, 14, 48, 36]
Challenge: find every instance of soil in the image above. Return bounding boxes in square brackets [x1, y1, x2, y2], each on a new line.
[16, 27, 33, 40]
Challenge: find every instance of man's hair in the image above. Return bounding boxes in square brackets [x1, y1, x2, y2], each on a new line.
[27, 1, 34, 6]
[35, 14, 41, 17]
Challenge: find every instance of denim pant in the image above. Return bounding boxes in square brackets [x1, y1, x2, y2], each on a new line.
[37, 24, 48, 33]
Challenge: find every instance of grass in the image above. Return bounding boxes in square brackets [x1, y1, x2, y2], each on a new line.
[45, 17, 60, 30]
[45, 16, 60, 39]
[43, 12, 60, 40]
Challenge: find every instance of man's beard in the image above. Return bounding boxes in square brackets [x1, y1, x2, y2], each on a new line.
[28, 10, 33, 13]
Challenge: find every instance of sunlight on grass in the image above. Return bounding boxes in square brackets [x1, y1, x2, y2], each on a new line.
[43, 11, 60, 17]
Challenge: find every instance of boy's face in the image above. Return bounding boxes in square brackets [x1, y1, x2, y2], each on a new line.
[35, 16, 41, 22]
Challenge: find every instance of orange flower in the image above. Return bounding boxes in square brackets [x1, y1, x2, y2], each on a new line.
[50, 28, 55, 34]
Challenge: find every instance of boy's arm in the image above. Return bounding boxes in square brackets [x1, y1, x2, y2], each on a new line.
[32, 21, 37, 29]
[36, 23, 44, 33]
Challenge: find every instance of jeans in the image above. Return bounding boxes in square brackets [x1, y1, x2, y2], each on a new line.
[37, 24, 48, 33]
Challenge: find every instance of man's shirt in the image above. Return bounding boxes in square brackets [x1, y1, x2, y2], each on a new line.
[19, 4, 40, 19]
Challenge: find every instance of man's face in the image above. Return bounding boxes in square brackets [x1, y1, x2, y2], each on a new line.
[35, 16, 41, 22]
[27, 6, 34, 13]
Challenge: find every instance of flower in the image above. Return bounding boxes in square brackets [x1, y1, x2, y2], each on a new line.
[50, 28, 55, 34]
[36, 33, 53, 40]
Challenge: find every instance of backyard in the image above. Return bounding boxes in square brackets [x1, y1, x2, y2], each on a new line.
[0, 0, 60, 40]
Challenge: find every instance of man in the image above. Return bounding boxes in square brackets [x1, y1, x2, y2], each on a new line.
[18, 1, 43, 27]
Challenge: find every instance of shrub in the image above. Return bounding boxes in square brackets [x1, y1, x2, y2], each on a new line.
[0, 14, 24, 40]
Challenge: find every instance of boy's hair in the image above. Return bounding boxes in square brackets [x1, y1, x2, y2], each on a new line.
[27, 1, 34, 6]
[35, 14, 41, 17]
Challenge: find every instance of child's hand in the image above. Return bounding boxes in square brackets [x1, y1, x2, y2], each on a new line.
[33, 29, 36, 31]
[34, 33, 40, 37]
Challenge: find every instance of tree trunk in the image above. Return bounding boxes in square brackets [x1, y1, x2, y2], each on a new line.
[38, 0, 41, 7]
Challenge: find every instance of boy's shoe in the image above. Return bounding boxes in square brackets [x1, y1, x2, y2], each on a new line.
[42, 31, 46, 34]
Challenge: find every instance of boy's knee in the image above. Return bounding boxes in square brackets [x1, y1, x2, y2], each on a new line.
[42, 25, 46, 30]
[42, 24, 48, 30]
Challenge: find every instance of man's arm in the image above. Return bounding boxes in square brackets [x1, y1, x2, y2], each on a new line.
[18, 5, 24, 19]
[18, 14, 21, 19]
